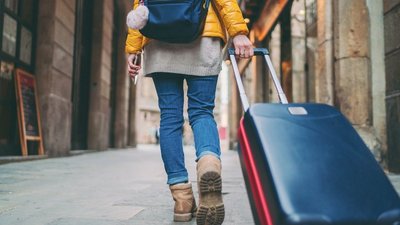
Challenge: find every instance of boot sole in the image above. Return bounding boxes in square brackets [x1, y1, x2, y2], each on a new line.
[174, 213, 192, 222]
[197, 171, 225, 225]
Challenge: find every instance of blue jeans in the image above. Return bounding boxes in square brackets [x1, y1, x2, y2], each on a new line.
[152, 73, 221, 185]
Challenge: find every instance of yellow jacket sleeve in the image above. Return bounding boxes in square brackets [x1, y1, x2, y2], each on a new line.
[213, 0, 249, 37]
[125, 28, 144, 54]
[125, 0, 144, 54]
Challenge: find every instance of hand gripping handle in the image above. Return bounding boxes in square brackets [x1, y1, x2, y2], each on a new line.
[228, 48, 288, 112]
[228, 48, 269, 56]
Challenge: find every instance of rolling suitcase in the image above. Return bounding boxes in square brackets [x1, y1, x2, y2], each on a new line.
[228, 48, 400, 225]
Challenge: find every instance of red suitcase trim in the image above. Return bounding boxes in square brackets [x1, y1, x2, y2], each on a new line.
[239, 118, 273, 225]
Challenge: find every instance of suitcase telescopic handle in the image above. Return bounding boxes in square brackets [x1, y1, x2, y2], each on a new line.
[228, 48, 289, 112]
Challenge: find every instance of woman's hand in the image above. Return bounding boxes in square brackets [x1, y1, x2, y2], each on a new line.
[233, 35, 254, 58]
[127, 54, 141, 79]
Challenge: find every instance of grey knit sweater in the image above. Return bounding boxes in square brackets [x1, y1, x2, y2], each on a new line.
[142, 37, 223, 77]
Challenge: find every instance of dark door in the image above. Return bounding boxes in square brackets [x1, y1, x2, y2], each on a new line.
[71, 0, 93, 150]
[0, 70, 19, 156]
[108, 0, 119, 148]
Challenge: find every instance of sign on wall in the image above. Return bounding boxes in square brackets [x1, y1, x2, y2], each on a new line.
[15, 69, 44, 156]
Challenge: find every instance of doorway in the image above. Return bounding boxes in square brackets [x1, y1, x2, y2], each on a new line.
[71, 0, 93, 150]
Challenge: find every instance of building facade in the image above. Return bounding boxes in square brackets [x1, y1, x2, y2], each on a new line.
[1, 0, 398, 173]
[0, 0, 231, 157]
[0, 0, 136, 157]
[231, 0, 400, 172]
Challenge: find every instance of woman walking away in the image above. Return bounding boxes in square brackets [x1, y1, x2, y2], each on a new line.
[125, 0, 253, 224]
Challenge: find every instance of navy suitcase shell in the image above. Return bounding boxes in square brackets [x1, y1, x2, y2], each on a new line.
[228, 48, 400, 225]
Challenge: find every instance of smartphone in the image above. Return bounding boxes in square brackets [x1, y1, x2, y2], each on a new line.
[131, 54, 141, 85]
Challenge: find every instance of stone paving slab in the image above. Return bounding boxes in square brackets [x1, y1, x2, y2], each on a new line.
[0, 145, 254, 225]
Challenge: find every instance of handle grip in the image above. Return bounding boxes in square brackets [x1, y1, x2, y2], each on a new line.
[228, 48, 269, 56]
[228, 47, 288, 112]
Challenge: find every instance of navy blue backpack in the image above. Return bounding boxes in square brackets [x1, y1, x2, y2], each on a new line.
[139, 0, 211, 43]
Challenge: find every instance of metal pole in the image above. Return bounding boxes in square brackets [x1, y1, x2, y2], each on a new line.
[264, 55, 289, 104]
[229, 55, 250, 112]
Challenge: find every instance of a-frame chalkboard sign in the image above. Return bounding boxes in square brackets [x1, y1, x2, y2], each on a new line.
[15, 69, 44, 156]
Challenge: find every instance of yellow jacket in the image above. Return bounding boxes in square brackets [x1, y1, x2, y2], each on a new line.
[125, 0, 249, 54]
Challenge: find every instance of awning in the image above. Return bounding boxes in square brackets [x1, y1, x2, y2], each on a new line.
[248, 0, 290, 41]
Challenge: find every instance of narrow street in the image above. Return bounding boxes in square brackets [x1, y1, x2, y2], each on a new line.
[0, 1, 399, 224]
[0, 145, 254, 225]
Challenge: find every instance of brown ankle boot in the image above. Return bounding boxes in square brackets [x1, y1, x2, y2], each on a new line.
[169, 182, 197, 222]
[196, 155, 225, 225]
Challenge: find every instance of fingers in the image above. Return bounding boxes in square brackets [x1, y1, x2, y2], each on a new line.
[248, 47, 254, 58]
[129, 73, 138, 80]
[128, 65, 141, 77]
[233, 35, 254, 59]
[235, 46, 240, 56]
[127, 54, 141, 79]
[127, 54, 136, 68]
[238, 44, 253, 58]
[129, 71, 139, 80]
[128, 63, 140, 71]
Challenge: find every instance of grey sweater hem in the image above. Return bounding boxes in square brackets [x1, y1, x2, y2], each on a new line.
[142, 37, 223, 77]
[144, 64, 222, 77]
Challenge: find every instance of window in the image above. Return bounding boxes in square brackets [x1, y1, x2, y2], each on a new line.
[1, 0, 37, 71]
[2, 13, 17, 56]
[5, 0, 18, 14]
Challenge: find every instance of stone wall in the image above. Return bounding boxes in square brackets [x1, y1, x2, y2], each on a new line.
[269, 24, 281, 103]
[87, 0, 114, 150]
[384, 0, 400, 172]
[366, 0, 387, 165]
[330, 0, 387, 162]
[36, 0, 133, 154]
[35, 0, 76, 156]
[333, 0, 372, 126]
[112, 1, 131, 148]
[315, 0, 334, 105]
[291, 0, 306, 103]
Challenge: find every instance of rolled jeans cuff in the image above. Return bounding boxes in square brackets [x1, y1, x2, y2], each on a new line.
[196, 150, 220, 162]
[168, 176, 188, 185]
